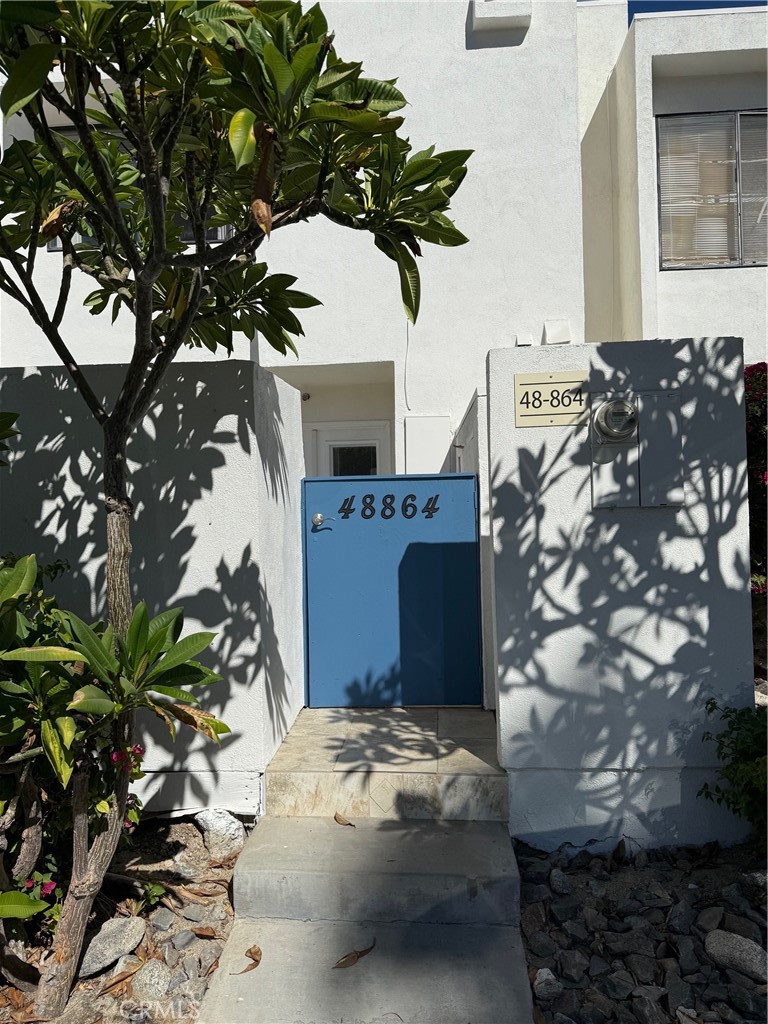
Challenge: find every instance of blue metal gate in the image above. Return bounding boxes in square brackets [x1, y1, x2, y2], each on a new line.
[303, 474, 482, 708]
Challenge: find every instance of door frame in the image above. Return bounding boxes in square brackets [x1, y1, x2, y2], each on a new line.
[301, 473, 484, 708]
[302, 420, 392, 477]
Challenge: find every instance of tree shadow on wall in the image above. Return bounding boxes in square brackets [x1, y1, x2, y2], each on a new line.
[491, 337, 755, 851]
[0, 360, 295, 809]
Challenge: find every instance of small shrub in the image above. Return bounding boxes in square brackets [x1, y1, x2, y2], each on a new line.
[699, 697, 767, 842]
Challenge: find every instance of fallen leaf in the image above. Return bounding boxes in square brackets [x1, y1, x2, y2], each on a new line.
[192, 926, 220, 939]
[230, 945, 262, 975]
[532, 1009, 547, 1024]
[206, 958, 219, 977]
[209, 852, 239, 869]
[333, 937, 376, 969]
[98, 966, 141, 997]
[334, 812, 355, 828]
[177, 888, 209, 905]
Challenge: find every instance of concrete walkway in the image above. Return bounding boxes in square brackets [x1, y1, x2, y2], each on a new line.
[198, 817, 532, 1024]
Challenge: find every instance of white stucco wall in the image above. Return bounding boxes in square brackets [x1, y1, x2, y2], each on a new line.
[0, 360, 306, 814]
[487, 336, 754, 852]
[576, 0, 628, 137]
[582, 8, 768, 363]
[260, 0, 586, 471]
[449, 389, 496, 710]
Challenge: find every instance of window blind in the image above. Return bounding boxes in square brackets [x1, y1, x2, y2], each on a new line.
[658, 113, 739, 267]
[739, 113, 768, 266]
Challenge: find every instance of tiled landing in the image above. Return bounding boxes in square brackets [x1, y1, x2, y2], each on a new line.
[265, 707, 508, 821]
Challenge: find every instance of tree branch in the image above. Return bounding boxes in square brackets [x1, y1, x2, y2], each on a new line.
[0, 231, 108, 426]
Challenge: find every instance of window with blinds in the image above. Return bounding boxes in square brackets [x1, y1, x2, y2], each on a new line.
[657, 111, 767, 269]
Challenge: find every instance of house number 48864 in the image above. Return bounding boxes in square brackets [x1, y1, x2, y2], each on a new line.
[338, 494, 440, 520]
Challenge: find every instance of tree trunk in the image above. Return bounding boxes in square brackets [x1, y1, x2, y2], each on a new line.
[34, 746, 131, 1019]
[103, 425, 134, 637]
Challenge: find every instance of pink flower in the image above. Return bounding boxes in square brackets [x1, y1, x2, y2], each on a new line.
[110, 751, 121, 764]
[131, 744, 145, 757]
[41, 881, 56, 897]
[24, 879, 33, 889]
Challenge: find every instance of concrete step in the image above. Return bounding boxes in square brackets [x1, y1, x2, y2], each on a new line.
[197, 917, 533, 1024]
[233, 817, 521, 926]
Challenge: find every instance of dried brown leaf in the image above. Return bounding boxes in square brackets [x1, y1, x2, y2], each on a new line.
[250, 198, 272, 237]
[206, 958, 220, 977]
[230, 945, 262, 975]
[177, 888, 209, 905]
[532, 1008, 547, 1024]
[192, 926, 220, 940]
[333, 937, 376, 969]
[97, 966, 141, 997]
[334, 812, 355, 828]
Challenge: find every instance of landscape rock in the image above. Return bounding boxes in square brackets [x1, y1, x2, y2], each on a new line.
[79, 917, 146, 978]
[195, 808, 246, 861]
[634, 851, 649, 869]
[523, 858, 553, 884]
[632, 996, 668, 1024]
[668, 900, 696, 935]
[112, 955, 141, 977]
[550, 868, 572, 895]
[562, 919, 589, 943]
[674, 936, 699, 975]
[727, 983, 767, 1019]
[522, 883, 553, 905]
[181, 903, 209, 923]
[665, 971, 693, 1013]
[131, 959, 172, 1001]
[624, 954, 656, 984]
[521, 901, 548, 938]
[589, 955, 611, 978]
[741, 871, 767, 905]
[557, 949, 589, 983]
[171, 929, 196, 951]
[198, 941, 224, 976]
[149, 907, 176, 932]
[696, 906, 723, 933]
[528, 930, 558, 958]
[605, 931, 655, 958]
[550, 896, 581, 924]
[705, 929, 767, 983]
[723, 912, 763, 945]
[599, 970, 635, 1001]
[532, 967, 563, 1001]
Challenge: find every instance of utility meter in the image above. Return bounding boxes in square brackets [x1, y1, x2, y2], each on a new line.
[592, 398, 639, 443]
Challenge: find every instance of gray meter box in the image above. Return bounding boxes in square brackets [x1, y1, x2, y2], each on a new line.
[590, 391, 684, 510]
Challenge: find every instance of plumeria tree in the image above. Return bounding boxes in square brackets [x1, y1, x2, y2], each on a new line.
[0, 0, 470, 638]
[0, 1, 470, 1015]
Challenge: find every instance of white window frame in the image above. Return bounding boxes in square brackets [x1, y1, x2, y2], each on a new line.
[302, 421, 392, 478]
[656, 108, 768, 271]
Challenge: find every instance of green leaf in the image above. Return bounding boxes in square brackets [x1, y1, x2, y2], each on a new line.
[290, 42, 322, 94]
[67, 684, 115, 716]
[0, 646, 85, 663]
[0, 679, 32, 697]
[67, 612, 118, 683]
[0, 555, 36, 606]
[95, 799, 110, 814]
[228, 108, 257, 170]
[147, 660, 221, 689]
[1, 44, 59, 119]
[41, 719, 73, 788]
[147, 684, 201, 705]
[127, 601, 149, 666]
[399, 213, 468, 247]
[316, 61, 362, 92]
[398, 157, 441, 190]
[0, 891, 48, 920]
[331, 78, 406, 114]
[147, 607, 184, 649]
[375, 234, 421, 324]
[143, 632, 216, 684]
[55, 716, 76, 749]
[263, 42, 295, 106]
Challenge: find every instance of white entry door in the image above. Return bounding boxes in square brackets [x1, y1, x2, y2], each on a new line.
[303, 421, 392, 477]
